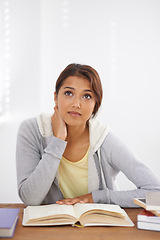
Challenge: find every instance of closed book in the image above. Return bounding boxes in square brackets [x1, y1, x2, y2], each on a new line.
[137, 209, 160, 232]
[137, 221, 160, 232]
[138, 209, 160, 223]
[146, 191, 160, 211]
[0, 208, 19, 238]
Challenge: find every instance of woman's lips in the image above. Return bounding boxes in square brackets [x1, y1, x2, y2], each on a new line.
[68, 111, 81, 117]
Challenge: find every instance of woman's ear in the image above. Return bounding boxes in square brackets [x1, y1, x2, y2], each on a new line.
[54, 92, 58, 106]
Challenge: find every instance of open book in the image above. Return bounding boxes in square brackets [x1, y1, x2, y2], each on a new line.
[22, 203, 134, 227]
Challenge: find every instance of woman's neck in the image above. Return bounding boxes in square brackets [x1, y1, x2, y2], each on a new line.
[66, 124, 89, 143]
[63, 123, 90, 162]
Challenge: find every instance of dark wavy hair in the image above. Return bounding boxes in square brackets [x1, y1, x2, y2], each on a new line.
[55, 63, 103, 117]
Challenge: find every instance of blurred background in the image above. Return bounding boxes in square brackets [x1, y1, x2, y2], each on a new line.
[0, 0, 160, 203]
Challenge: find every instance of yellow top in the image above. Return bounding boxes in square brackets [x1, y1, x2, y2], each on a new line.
[59, 148, 89, 199]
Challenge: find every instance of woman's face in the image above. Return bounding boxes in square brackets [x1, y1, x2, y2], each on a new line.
[55, 76, 96, 127]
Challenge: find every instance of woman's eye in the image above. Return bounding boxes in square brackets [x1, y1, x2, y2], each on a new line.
[83, 94, 92, 100]
[64, 91, 73, 96]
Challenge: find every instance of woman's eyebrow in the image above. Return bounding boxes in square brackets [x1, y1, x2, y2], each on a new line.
[64, 86, 75, 90]
[84, 89, 92, 92]
[64, 86, 92, 92]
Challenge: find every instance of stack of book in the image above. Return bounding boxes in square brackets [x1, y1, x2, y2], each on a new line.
[134, 191, 160, 232]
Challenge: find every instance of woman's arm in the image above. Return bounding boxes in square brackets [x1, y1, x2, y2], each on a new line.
[56, 193, 93, 205]
[16, 118, 67, 206]
[92, 132, 160, 207]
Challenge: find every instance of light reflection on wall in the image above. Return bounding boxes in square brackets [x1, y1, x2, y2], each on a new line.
[62, 0, 69, 29]
[109, 15, 117, 99]
[0, 0, 11, 118]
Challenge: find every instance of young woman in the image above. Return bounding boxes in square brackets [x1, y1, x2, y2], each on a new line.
[16, 63, 160, 207]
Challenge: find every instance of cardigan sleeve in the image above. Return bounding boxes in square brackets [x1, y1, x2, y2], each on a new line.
[92, 132, 160, 207]
[16, 118, 67, 206]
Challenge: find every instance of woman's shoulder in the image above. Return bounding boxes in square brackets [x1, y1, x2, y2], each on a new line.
[102, 130, 128, 149]
[18, 113, 53, 137]
[18, 117, 39, 136]
[101, 131, 136, 162]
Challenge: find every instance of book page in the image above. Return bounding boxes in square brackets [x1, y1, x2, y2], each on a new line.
[74, 203, 124, 220]
[80, 210, 134, 227]
[25, 204, 77, 223]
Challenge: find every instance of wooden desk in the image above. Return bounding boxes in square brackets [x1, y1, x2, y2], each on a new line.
[0, 204, 160, 240]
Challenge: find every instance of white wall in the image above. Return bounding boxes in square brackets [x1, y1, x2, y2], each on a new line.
[0, 0, 160, 203]
[0, 0, 41, 203]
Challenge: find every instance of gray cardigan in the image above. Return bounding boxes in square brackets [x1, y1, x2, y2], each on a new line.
[16, 113, 160, 207]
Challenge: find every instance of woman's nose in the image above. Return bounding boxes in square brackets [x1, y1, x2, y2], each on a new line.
[72, 97, 81, 108]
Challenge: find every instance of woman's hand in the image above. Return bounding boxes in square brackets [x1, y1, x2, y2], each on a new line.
[51, 106, 67, 141]
[56, 193, 93, 205]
